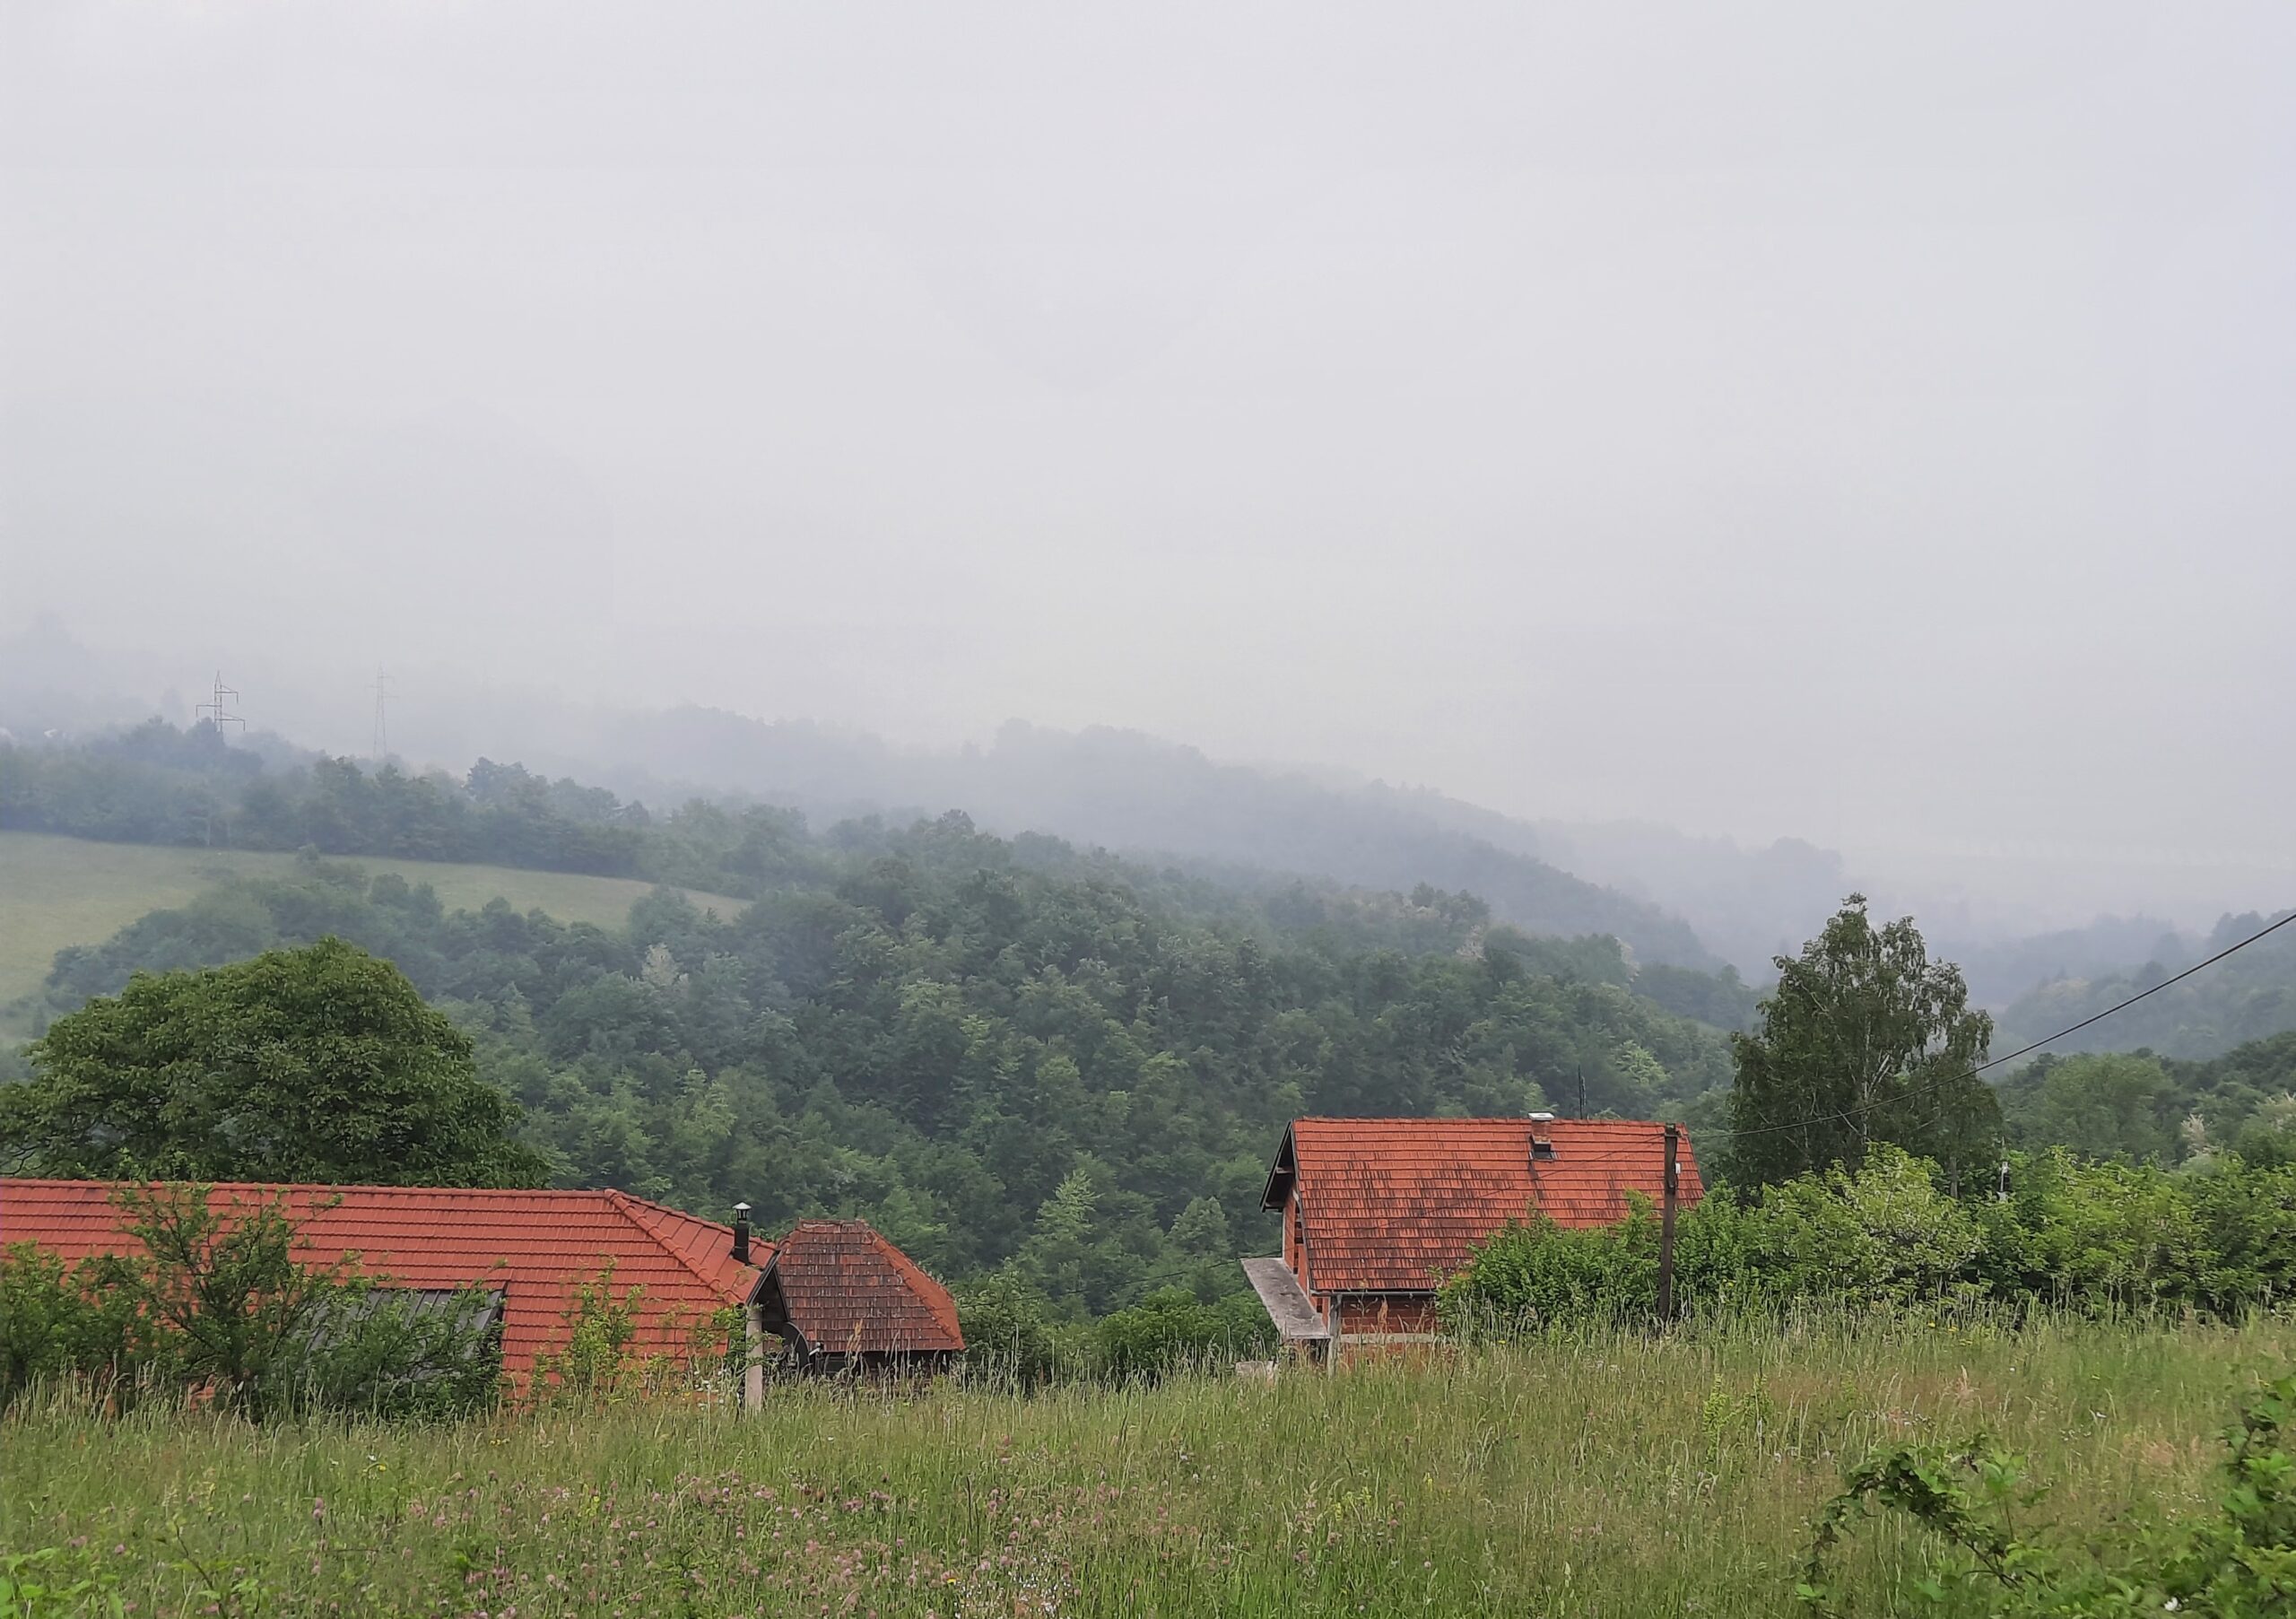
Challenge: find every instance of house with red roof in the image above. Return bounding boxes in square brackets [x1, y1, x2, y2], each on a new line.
[1245, 1116, 1704, 1353]
[756, 1220, 965, 1372]
[0, 1180, 964, 1398]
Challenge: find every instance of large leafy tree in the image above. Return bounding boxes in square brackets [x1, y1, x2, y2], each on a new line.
[1727, 896, 1998, 1185]
[0, 937, 548, 1187]
[2001, 1052, 2180, 1163]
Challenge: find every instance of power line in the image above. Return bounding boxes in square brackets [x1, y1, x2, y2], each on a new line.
[1728, 903, 2296, 1144]
[1544, 905, 2296, 1164]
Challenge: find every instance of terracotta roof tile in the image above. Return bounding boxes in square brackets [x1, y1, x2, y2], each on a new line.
[764, 1221, 963, 1356]
[0, 1179, 767, 1388]
[1268, 1118, 1704, 1294]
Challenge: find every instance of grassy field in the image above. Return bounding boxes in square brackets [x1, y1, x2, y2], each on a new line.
[0, 831, 749, 1022]
[4, 1317, 2290, 1616]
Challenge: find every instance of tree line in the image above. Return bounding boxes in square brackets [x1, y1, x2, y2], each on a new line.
[3, 718, 773, 888]
[1996, 908, 2296, 1062]
[1, 817, 1737, 1329]
[7, 742, 2292, 1370]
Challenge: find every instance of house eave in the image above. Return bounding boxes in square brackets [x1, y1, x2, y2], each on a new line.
[1257, 1123, 1299, 1213]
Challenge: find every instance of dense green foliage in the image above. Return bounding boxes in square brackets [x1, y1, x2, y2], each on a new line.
[1727, 896, 1999, 1185]
[0, 1184, 500, 1420]
[1994, 1038, 2296, 1166]
[955, 1275, 1276, 1385]
[1441, 1143, 2296, 1329]
[533, 707, 1728, 966]
[4, 826, 1735, 1320]
[1, 939, 548, 1188]
[1, 719, 759, 887]
[1998, 909, 2296, 1061]
[0, 718, 1723, 966]
[1801, 1375, 2296, 1615]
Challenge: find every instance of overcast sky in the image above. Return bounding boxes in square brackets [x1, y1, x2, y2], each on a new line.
[4, 2, 2292, 892]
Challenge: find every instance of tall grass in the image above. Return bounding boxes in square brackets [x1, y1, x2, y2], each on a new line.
[4, 1315, 2289, 1616]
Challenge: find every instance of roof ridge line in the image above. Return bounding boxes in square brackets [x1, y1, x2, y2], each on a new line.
[1292, 1115, 1672, 1125]
[858, 1223, 963, 1343]
[603, 1188, 756, 1303]
[773, 1220, 962, 1348]
[1, 1177, 632, 1200]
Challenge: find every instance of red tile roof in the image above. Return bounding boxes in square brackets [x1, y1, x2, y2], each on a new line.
[1262, 1118, 1704, 1295]
[762, 1220, 963, 1357]
[0, 1179, 764, 1388]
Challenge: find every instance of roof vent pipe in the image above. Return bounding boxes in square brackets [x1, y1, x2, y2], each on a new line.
[732, 1202, 752, 1264]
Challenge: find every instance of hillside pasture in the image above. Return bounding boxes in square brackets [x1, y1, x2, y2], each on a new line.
[4, 1315, 2289, 1616]
[0, 831, 748, 1029]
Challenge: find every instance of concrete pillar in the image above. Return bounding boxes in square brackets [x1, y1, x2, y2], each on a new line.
[744, 1308, 766, 1411]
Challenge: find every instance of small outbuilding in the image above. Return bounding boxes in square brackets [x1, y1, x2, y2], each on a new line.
[1246, 1116, 1704, 1354]
[755, 1219, 966, 1373]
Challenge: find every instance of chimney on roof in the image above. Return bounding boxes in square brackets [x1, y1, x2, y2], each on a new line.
[732, 1202, 752, 1264]
[1528, 1111, 1556, 1161]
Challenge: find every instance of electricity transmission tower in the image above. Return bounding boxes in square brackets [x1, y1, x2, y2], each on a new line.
[196, 673, 245, 735]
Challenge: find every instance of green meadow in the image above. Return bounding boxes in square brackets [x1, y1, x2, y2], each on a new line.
[0, 831, 747, 1030]
[4, 1315, 2289, 1616]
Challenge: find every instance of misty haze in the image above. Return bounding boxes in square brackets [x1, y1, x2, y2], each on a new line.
[4, 8, 2296, 1611]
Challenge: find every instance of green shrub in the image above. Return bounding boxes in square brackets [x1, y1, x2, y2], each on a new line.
[0, 1244, 156, 1409]
[531, 1263, 648, 1403]
[1442, 1146, 1988, 1330]
[1444, 1145, 2296, 1331]
[0, 1545, 124, 1618]
[956, 1272, 1063, 1388]
[0, 1184, 500, 1421]
[1094, 1287, 1272, 1380]
[1798, 1374, 2296, 1615]
[298, 1282, 506, 1421]
[1435, 1206, 1661, 1334]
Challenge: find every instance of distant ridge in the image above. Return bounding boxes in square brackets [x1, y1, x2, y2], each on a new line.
[572, 708, 1723, 968]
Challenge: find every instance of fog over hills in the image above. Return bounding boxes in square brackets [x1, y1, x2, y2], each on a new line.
[10, 4, 2293, 943]
[10, 619, 2286, 1005]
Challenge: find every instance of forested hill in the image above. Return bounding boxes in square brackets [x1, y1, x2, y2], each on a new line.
[1996, 909, 2296, 1061]
[4, 807, 1744, 1321]
[0, 718, 1721, 968]
[590, 711, 1724, 967]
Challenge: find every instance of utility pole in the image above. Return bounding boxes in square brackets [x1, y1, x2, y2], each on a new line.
[370, 668, 395, 762]
[196, 672, 245, 736]
[1657, 1123, 1680, 1324]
